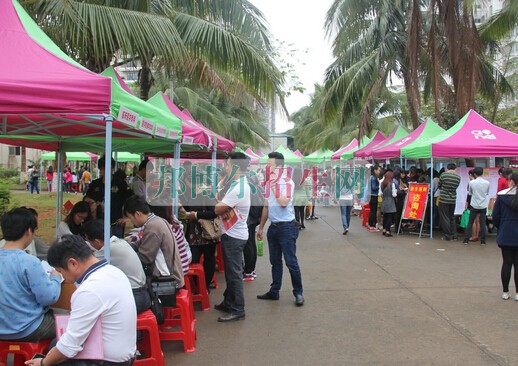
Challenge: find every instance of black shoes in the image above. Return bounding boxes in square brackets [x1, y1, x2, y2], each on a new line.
[257, 292, 279, 300]
[295, 294, 305, 307]
[217, 313, 245, 322]
[214, 302, 231, 313]
[463, 239, 469, 245]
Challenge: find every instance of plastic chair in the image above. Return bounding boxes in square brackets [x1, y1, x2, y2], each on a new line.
[134, 310, 165, 366]
[215, 241, 224, 272]
[186, 264, 210, 311]
[159, 289, 196, 353]
[0, 339, 51, 366]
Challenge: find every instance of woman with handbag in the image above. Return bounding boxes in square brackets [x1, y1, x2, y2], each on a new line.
[184, 196, 220, 290]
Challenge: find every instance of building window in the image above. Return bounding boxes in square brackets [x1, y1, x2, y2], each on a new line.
[8, 146, 20, 156]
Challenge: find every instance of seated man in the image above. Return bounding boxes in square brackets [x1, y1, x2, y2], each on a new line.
[28, 235, 136, 366]
[0, 207, 61, 341]
[81, 219, 152, 314]
[123, 195, 184, 288]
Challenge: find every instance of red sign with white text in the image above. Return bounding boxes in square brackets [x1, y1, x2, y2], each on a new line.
[402, 183, 429, 221]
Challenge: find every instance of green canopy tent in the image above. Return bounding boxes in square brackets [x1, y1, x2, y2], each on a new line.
[113, 152, 141, 163]
[258, 145, 303, 164]
[304, 149, 335, 164]
[41, 151, 97, 161]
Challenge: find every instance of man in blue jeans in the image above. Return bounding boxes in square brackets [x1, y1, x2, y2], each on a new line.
[214, 152, 251, 322]
[257, 152, 304, 306]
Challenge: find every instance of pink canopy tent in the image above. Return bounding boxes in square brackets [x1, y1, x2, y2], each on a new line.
[431, 109, 518, 157]
[181, 109, 236, 152]
[354, 127, 408, 159]
[372, 118, 444, 159]
[294, 149, 304, 158]
[244, 148, 261, 164]
[0, 0, 111, 115]
[331, 139, 359, 160]
[352, 132, 386, 159]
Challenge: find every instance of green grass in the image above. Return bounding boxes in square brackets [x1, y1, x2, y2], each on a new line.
[10, 187, 83, 244]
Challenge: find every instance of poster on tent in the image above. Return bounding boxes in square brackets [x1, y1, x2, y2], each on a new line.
[454, 167, 499, 216]
[402, 183, 429, 221]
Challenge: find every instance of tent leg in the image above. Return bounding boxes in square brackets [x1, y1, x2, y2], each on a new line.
[173, 142, 181, 218]
[55, 144, 63, 240]
[211, 150, 217, 198]
[104, 116, 113, 262]
[430, 157, 434, 239]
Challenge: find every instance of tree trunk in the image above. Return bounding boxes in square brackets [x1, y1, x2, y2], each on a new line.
[139, 59, 152, 101]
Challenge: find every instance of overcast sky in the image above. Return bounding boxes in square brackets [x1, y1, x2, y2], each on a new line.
[249, 0, 335, 132]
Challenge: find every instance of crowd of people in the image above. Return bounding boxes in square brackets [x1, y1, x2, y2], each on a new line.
[0, 151, 307, 366]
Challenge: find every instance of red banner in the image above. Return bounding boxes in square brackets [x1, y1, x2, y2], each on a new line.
[402, 183, 429, 221]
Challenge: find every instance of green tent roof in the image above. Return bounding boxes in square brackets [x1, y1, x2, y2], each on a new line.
[258, 145, 303, 164]
[102, 67, 183, 141]
[41, 151, 95, 161]
[400, 117, 462, 159]
[304, 149, 334, 163]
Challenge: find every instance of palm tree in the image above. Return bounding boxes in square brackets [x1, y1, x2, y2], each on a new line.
[322, 0, 420, 140]
[22, 0, 284, 145]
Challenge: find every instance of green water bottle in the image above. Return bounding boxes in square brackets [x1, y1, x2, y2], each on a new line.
[257, 240, 264, 256]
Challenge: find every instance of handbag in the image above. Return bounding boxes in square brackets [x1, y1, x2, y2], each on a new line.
[198, 218, 222, 240]
[147, 275, 177, 324]
[460, 209, 470, 229]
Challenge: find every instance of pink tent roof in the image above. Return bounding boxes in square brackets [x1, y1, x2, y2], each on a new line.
[0, 0, 111, 115]
[148, 93, 210, 148]
[432, 110, 518, 157]
[245, 148, 260, 158]
[372, 118, 444, 159]
[181, 110, 236, 152]
[355, 128, 408, 159]
[294, 149, 304, 158]
[331, 139, 359, 160]
[353, 132, 386, 158]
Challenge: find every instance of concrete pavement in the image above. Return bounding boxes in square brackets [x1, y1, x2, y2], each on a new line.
[167, 207, 517, 365]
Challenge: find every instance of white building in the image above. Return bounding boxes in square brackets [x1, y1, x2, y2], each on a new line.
[0, 145, 42, 170]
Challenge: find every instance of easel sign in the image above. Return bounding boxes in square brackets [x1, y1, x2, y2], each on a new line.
[398, 183, 430, 238]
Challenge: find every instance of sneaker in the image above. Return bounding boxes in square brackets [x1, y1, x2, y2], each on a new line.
[243, 273, 255, 281]
[342, 229, 348, 235]
[252, 271, 257, 278]
[463, 239, 469, 245]
[515, 294, 518, 301]
[368, 227, 379, 232]
[480, 240, 486, 245]
[502, 292, 510, 300]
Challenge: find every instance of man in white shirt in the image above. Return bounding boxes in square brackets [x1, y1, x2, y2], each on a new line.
[214, 152, 251, 322]
[131, 159, 153, 199]
[27, 235, 137, 366]
[81, 219, 151, 314]
[463, 167, 490, 245]
[257, 152, 304, 306]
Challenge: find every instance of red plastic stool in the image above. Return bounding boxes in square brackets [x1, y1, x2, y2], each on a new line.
[211, 273, 218, 289]
[361, 204, 371, 227]
[187, 264, 210, 311]
[159, 289, 196, 353]
[134, 310, 165, 366]
[215, 241, 224, 272]
[0, 339, 51, 366]
[182, 278, 197, 323]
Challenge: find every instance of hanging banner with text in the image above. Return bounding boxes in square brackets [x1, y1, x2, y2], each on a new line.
[402, 183, 429, 221]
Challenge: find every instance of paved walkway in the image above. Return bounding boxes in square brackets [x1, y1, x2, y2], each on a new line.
[167, 207, 517, 366]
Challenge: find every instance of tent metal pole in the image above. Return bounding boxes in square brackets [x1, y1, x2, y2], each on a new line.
[212, 150, 217, 198]
[55, 143, 63, 240]
[104, 116, 113, 262]
[430, 157, 434, 239]
[173, 142, 181, 218]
